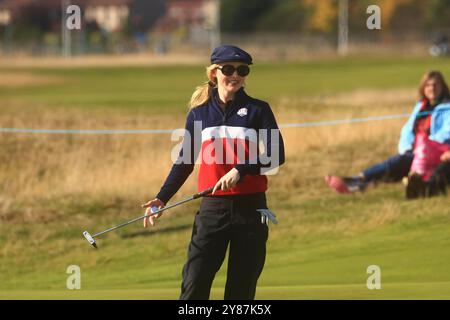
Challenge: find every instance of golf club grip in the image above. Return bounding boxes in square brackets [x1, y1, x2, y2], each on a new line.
[194, 179, 245, 199]
[193, 187, 214, 199]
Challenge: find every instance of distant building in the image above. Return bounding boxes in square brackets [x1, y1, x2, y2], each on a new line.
[84, 0, 131, 32]
[152, 0, 219, 44]
[0, 6, 10, 26]
[154, 0, 218, 29]
[0, 0, 218, 54]
[0, 0, 132, 32]
[0, 0, 218, 34]
[0, 0, 20, 25]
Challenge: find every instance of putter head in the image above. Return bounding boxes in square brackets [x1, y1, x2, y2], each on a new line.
[83, 231, 97, 248]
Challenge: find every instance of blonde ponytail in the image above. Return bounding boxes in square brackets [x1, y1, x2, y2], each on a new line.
[188, 64, 219, 109]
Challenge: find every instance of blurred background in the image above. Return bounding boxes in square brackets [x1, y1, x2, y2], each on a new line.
[0, 0, 449, 59]
[1, 1, 450, 300]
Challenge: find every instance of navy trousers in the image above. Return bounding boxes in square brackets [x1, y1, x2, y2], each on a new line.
[363, 152, 414, 182]
[363, 151, 450, 190]
[179, 193, 268, 300]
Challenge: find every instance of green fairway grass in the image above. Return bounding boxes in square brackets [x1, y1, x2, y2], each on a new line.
[1, 56, 450, 114]
[3, 282, 450, 300]
[1, 56, 450, 299]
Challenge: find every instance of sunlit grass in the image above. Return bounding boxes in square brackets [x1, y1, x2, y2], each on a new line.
[1, 57, 450, 299]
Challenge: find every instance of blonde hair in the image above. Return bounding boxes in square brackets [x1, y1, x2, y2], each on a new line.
[188, 64, 219, 109]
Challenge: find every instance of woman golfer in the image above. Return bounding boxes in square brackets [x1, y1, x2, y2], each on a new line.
[141, 45, 285, 300]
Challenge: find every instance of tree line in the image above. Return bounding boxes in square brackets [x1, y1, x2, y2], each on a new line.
[220, 0, 450, 33]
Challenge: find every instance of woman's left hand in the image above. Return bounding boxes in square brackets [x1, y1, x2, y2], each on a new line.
[212, 168, 240, 194]
[441, 150, 450, 162]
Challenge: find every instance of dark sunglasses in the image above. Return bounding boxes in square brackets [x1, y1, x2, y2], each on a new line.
[217, 64, 250, 77]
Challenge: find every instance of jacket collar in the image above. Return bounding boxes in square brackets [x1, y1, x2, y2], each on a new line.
[211, 87, 248, 116]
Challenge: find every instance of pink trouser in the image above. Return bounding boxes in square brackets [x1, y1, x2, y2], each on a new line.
[410, 133, 450, 181]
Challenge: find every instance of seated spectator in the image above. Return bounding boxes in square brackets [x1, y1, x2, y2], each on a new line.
[325, 71, 450, 199]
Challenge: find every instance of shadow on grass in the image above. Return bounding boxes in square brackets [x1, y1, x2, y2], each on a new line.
[120, 223, 191, 239]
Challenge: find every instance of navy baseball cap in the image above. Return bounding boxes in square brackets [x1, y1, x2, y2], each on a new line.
[210, 45, 253, 65]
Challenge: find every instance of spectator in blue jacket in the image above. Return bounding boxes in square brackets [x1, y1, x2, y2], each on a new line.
[325, 71, 450, 198]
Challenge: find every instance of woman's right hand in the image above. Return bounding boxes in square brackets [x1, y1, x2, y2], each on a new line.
[141, 198, 165, 227]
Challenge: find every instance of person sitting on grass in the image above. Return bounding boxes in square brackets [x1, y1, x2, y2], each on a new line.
[325, 70, 450, 199]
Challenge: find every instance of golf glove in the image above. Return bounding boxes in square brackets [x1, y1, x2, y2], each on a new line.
[257, 209, 278, 225]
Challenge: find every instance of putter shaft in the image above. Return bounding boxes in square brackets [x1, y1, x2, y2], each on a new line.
[91, 187, 214, 239]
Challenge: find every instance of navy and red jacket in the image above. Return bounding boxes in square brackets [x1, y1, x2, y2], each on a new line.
[156, 88, 285, 204]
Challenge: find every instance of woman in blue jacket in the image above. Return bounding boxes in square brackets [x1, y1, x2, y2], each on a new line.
[141, 45, 285, 300]
[326, 71, 450, 198]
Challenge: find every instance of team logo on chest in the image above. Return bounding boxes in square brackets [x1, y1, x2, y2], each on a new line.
[237, 108, 248, 117]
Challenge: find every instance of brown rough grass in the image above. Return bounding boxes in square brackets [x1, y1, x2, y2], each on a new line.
[0, 72, 65, 88]
[0, 53, 207, 69]
[0, 88, 414, 225]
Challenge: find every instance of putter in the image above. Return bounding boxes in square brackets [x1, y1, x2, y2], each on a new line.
[82, 187, 214, 248]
